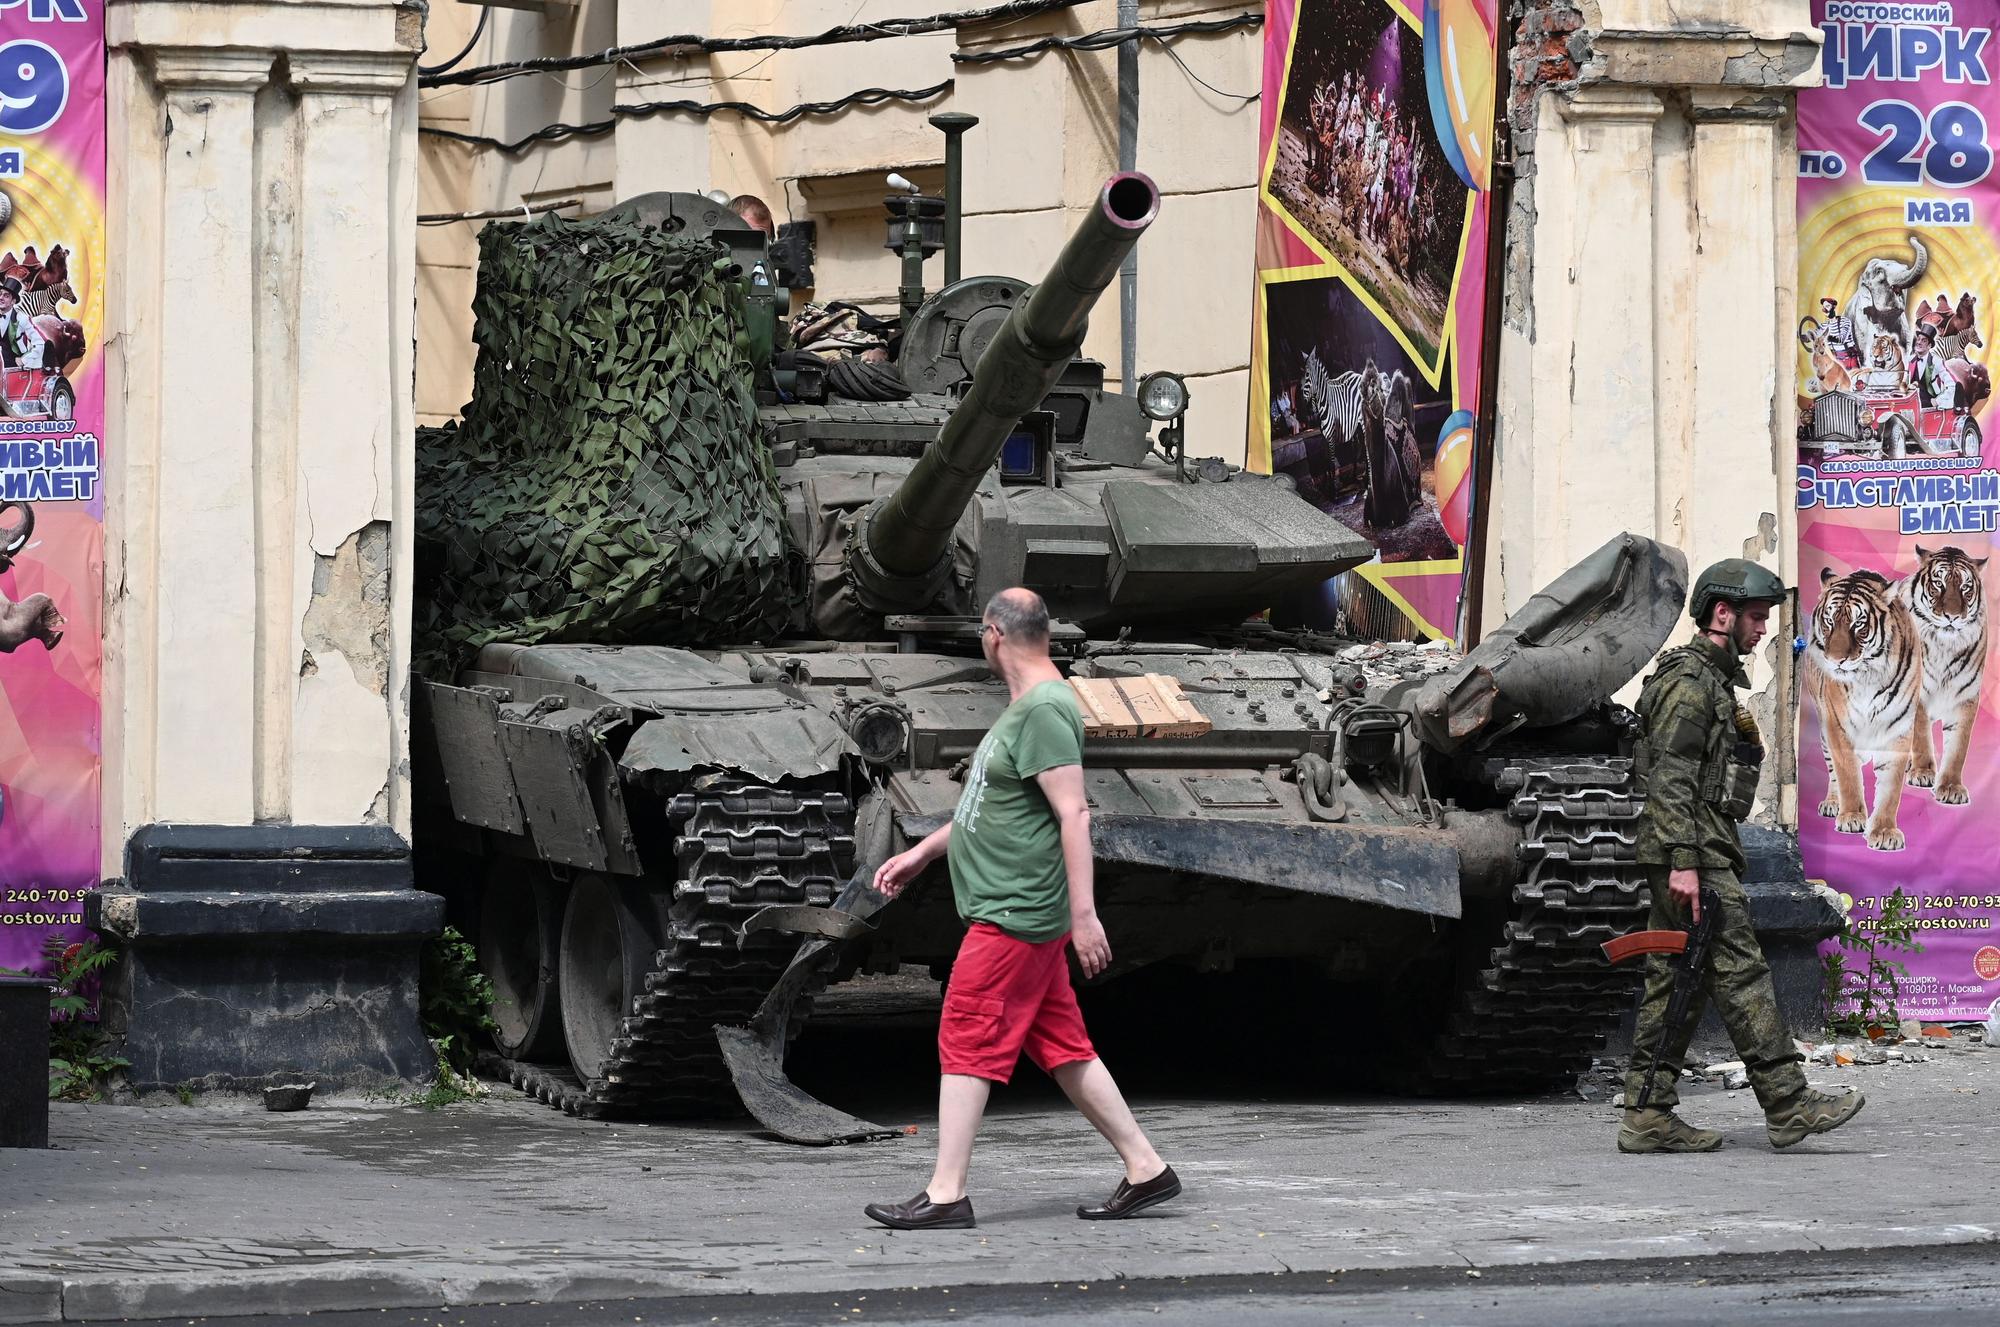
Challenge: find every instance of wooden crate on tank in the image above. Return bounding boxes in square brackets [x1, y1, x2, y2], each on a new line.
[1067, 675, 1210, 739]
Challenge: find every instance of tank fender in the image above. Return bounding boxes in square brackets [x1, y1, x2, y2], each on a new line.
[619, 708, 851, 784]
[892, 810, 1462, 919]
[417, 675, 642, 874]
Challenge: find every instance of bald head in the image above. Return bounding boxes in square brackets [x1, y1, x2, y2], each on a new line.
[984, 588, 1049, 644]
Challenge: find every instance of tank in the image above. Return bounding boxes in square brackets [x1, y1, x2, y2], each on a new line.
[414, 172, 1691, 1141]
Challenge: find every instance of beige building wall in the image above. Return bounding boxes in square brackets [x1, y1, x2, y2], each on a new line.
[417, 1, 619, 426]
[416, 0, 1264, 463]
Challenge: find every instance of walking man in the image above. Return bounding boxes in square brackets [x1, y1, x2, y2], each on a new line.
[1620, 560, 1866, 1153]
[864, 588, 1180, 1229]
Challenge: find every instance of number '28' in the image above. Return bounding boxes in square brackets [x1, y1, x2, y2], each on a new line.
[0, 40, 68, 135]
[1859, 99, 1992, 189]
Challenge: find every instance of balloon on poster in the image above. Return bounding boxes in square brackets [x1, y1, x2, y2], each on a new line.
[1433, 411, 1475, 546]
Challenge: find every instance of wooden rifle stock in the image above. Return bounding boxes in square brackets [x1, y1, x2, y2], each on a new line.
[1601, 930, 1688, 964]
[1601, 883, 1723, 1112]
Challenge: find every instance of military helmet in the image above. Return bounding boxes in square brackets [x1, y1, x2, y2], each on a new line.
[1689, 558, 1788, 624]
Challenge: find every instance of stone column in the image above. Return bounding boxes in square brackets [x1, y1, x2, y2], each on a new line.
[133, 48, 274, 827]
[95, 2, 438, 1095]
[1484, 6, 1830, 1028]
[1686, 91, 1799, 819]
[1496, 86, 1666, 602]
[1486, 6, 1819, 829]
[286, 51, 414, 828]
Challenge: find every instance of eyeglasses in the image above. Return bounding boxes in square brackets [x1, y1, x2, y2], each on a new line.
[981, 623, 1002, 639]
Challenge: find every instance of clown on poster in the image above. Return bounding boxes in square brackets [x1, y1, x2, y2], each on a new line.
[0, 2, 108, 975]
[1796, 0, 2000, 1021]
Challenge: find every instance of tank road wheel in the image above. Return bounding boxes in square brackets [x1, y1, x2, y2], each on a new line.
[559, 872, 661, 1085]
[478, 860, 566, 1062]
[483, 785, 854, 1119]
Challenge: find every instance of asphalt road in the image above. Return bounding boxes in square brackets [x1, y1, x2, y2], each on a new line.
[90, 1244, 2000, 1326]
[5, 981, 1995, 1322]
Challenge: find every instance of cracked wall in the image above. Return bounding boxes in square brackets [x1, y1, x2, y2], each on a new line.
[1484, 2, 1817, 826]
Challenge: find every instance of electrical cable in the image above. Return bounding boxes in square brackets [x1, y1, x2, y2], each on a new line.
[418, 13, 1261, 156]
[949, 13, 1261, 64]
[419, 81, 955, 155]
[420, 0, 1088, 88]
[418, 6, 489, 78]
[1159, 39, 1260, 103]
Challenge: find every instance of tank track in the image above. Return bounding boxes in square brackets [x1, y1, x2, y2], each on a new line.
[1407, 756, 1652, 1092]
[479, 783, 854, 1118]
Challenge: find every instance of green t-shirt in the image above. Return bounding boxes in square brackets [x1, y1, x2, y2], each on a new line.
[947, 679, 1085, 942]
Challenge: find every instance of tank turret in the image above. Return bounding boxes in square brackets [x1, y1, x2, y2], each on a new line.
[847, 172, 1162, 613]
[788, 171, 1371, 638]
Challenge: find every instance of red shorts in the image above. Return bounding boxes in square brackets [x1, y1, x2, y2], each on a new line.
[938, 922, 1097, 1084]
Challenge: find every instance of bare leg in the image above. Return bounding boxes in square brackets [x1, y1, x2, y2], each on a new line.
[1050, 1057, 1166, 1184]
[923, 1073, 991, 1204]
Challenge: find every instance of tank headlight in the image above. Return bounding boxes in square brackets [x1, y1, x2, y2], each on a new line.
[1138, 371, 1189, 422]
[846, 701, 911, 766]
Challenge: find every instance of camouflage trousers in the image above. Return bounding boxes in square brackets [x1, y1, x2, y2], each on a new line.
[1623, 868, 1808, 1114]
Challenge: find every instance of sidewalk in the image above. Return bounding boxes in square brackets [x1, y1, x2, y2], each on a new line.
[2, 1035, 1995, 1323]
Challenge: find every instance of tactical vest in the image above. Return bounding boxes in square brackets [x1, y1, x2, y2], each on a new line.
[1637, 645, 1762, 822]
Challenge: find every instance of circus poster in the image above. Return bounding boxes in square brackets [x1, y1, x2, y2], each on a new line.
[0, 2, 106, 973]
[1251, 0, 1496, 641]
[1796, 0, 2000, 1021]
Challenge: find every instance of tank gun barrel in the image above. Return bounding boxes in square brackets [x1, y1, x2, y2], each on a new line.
[850, 172, 1161, 612]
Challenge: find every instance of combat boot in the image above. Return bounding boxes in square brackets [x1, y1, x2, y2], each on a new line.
[1766, 1088, 1866, 1148]
[1617, 1108, 1725, 1153]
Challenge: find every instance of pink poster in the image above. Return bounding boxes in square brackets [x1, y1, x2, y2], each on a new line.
[1249, 0, 1494, 641]
[1796, 0, 2000, 1020]
[0, 0, 106, 971]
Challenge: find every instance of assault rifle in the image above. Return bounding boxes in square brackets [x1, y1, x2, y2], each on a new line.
[1601, 883, 1722, 1111]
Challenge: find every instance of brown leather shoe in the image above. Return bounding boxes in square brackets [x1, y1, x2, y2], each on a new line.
[864, 1191, 976, 1230]
[1078, 1164, 1181, 1220]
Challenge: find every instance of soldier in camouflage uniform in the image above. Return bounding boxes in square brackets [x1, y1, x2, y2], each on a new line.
[1621, 559, 1867, 1153]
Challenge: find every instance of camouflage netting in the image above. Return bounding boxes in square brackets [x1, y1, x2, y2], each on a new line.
[416, 214, 799, 674]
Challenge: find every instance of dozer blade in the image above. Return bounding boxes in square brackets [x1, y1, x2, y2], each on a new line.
[717, 870, 904, 1146]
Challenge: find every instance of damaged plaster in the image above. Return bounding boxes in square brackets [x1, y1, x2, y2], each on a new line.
[1501, 2, 1593, 338]
[294, 522, 394, 824]
[302, 522, 392, 695]
[1742, 511, 1780, 561]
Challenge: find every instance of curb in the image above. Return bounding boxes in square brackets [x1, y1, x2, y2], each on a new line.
[23, 1268, 730, 1324]
[24, 1229, 2000, 1323]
